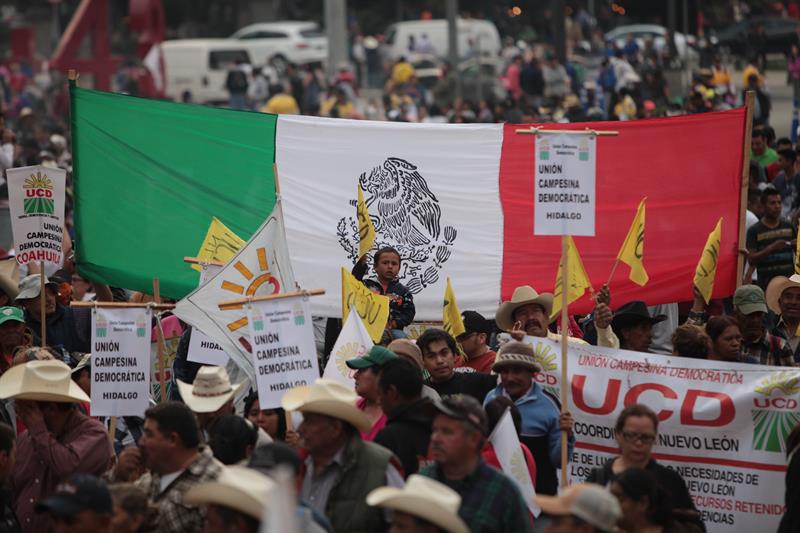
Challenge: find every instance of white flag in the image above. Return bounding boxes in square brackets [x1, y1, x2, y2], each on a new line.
[322, 306, 373, 388]
[489, 408, 540, 517]
[174, 200, 295, 385]
[260, 466, 299, 533]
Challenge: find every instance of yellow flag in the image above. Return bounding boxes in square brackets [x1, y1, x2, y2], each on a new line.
[443, 277, 465, 338]
[192, 217, 246, 272]
[341, 267, 391, 343]
[693, 218, 723, 304]
[616, 198, 648, 286]
[551, 236, 593, 319]
[357, 184, 377, 260]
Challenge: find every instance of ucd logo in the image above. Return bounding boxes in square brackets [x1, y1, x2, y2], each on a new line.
[751, 371, 800, 453]
[22, 172, 55, 215]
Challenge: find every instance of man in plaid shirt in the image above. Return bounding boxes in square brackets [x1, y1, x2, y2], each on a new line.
[419, 395, 533, 533]
[116, 402, 222, 533]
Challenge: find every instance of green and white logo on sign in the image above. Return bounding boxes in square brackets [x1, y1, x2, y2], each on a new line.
[752, 371, 800, 452]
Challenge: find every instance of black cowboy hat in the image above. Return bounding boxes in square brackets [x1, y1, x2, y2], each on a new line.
[611, 301, 667, 331]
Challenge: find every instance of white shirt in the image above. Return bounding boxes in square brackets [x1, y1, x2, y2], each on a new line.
[158, 470, 183, 493]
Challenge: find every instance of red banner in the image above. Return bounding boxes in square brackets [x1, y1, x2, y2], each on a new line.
[500, 109, 747, 313]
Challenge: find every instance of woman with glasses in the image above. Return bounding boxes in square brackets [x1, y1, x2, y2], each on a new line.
[585, 405, 703, 531]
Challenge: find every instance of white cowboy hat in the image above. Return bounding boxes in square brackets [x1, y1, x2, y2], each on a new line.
[282, 378, 370, 432]
[495, 285, 554, 331]
[0, 360, 90, 403]
[15, 274, 58, 301]
[176, 365, 246, 414]
[765, 274, 800, 314]
[367, 475, 468, 533]
[185, 465, 275, 521]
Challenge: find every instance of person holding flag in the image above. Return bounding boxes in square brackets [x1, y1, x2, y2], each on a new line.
[354, 247, 416, 337]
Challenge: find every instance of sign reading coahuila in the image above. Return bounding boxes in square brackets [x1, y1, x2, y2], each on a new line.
[6, 165, 67, 267]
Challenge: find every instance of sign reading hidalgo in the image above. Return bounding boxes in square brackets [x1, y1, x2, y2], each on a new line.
[521, 338, 793, 532]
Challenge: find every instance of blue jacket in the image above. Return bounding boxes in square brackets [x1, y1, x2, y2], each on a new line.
[484, 382, 574, 469]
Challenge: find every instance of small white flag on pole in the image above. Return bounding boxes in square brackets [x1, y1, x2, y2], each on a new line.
[261, 466, 300, 533]
[489, 408, 540, 516]
[322, 306, 373, 388]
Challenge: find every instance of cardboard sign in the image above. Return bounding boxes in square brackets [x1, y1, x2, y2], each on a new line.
[6, 165, 67, 266]
[533, 133, 596, 236]
[247, 295, 320, 408]
[91, 307, 152, 416]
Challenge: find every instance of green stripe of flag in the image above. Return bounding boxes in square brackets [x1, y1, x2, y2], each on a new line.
[71, 84, 278, 299]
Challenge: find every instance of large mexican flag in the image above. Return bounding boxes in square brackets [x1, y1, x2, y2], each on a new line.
[72, 85, 747, 320]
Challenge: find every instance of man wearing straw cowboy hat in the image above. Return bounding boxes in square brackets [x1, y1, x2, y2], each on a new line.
[176, 365, 247, 439]
[767, 273, 800, 363]
[185, 465, 275, 533]
[283, 378, 404, 533]
[496, 285, 619, 348]
[367, 474, 470, 533]
[0, 359, 112, 531]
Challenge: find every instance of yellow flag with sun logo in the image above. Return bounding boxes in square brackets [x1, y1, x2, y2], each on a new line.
[192, 217, 246, 272]
[443, 277, 465, 338]
[551, 236, 593, 319]
[693, 217, 722, 304]
[357, 183, 376, 260]
[616, 197, 648, 286]
[341, 268, 390, 343]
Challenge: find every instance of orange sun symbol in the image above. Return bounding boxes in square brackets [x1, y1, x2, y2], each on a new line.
[218, 247, 281, 332]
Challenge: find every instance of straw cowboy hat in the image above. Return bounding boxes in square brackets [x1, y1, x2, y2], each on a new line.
[766, 274, 800, 314]
[282, 378, 370, 432]
[367, 474, 469, 533]
[0, 360, 90, 403]
[176, 366, 246, 414]
[185, 465, 275, 521]
[496, 285, 554, 331]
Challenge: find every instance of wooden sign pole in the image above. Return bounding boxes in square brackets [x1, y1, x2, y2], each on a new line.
[153, 278, 168, 403]
[737, 92, 755, 286]
[559, 236, 570, 488]
[39, 262, 46, 347]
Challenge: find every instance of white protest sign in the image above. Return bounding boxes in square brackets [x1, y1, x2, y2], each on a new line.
[534, 133, 596, 236]
[247, 295, 319, 408]
[188, 264, 231, 366]
[520, 336, 793, 533]
[6, 165, 67, 266]
[91, 307, 152, 416]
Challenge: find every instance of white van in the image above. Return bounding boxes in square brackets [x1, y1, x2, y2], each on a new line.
[162, 39, 252, 105]
[384, 19, 501, 61]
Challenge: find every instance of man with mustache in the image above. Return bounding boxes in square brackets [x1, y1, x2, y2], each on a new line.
[766, 274, 800, 363]
[484, 341, 572, 496]
[496, 285, 618, 348]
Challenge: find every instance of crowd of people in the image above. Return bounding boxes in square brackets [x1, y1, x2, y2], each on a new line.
[0, 238, 799, 532]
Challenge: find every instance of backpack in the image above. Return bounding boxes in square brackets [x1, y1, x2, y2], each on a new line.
[228, 70, 248, 93]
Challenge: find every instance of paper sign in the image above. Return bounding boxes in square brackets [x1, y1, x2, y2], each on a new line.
[6, 165, 67, 266]
[91, 307, 152, 416]
[534, 133, 596, 236]
[247, 295, 320, 408]
[188, 264, 231, 366]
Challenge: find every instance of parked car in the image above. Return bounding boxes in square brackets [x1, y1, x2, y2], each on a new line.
[162, 39, 252, 104]
[230, 21, 327, 67]
[384, 19, 501, 61]
[711, 16, 797, 58]
[605, 24, 698, 64]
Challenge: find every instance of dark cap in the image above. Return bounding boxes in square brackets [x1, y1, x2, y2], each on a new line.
[346, 345, 397, 370]
[36, 474, 112, 517]
[460, 311, 493, 337]
[431, 395, 489, 436]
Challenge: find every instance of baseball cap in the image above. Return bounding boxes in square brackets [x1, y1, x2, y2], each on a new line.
[733, 285, 768, 315]
[535, 484, 621, 532]
[16, 274, 58, 301]
[346, 345, 398, 370]
[460, 311, 493, 337]
[35, 474, 113, 517]
[431, 395, 489, 436]
[0, 306, 24, 326]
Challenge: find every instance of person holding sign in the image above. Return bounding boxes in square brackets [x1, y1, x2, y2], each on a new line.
[282, 378, 404, 533]
[1, 360, 112, 532]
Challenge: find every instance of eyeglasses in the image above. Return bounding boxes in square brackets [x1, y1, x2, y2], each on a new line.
[621, 431, 656, 444]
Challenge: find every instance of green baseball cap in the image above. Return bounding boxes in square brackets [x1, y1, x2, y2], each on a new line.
[0, 306, 24, 326]
[346, 345, 397, 370]
[733, 285, 768, 315]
